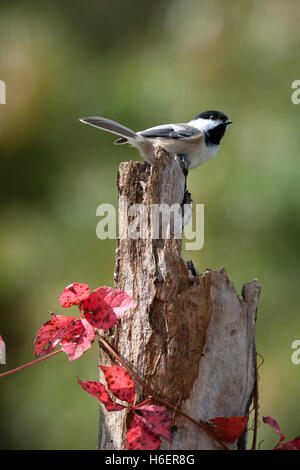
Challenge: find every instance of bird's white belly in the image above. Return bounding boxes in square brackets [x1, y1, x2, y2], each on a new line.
[188, 144, 219, 169]
[147, 137, 219, 169]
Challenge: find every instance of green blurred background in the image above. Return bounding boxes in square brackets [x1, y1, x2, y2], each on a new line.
[0, 0, 299, 450]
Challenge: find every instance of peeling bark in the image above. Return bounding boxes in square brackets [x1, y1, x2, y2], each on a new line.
[98, 148, 260, 450]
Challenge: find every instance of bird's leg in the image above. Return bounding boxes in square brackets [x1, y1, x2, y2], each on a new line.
[177, 154, 191, 166]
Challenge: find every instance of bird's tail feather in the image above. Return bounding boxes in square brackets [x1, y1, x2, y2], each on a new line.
[79, 116, 138, 142]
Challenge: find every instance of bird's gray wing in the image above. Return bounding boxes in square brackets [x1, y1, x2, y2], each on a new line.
[138, 124, 201, 140]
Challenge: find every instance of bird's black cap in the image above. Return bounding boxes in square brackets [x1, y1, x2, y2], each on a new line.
[193, 110, 230, 122]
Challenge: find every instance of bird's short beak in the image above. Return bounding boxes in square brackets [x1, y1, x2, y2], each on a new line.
[226, 119, 233, 125]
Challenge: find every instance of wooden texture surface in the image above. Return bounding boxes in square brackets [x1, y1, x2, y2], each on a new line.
[98, 148, 260, 450]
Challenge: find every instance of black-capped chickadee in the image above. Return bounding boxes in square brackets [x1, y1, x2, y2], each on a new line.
[80, 110, 232, 169]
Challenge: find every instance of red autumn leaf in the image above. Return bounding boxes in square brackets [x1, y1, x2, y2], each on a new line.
[34, 314, 76, 356]
[276, 437, 300, 450]
[96, 287, 136, 319]
[59, 283, 90, 308]
[82, 289, 117, 329]
[286, 436, 300, 450]
[0, 335, 5, 364]
[263, 416, 300, 450]
[82, 287, 135, 330]
[263, 416, 285, 446]
[134, 405, 172, 442]
[211, 416, 248, 443]
[126, 415, 161, 450]
[84, 306, 117, 329]
[77, 378, 125, 411]
[59, 318, 83, 341]
[100, 365, 135, 404]
[61, 318, 95, 361]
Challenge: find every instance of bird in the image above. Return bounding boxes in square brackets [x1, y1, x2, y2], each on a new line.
[79, 110, 232, 170]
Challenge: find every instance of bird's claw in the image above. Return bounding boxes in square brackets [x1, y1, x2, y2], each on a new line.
[177, 154, 191, 166]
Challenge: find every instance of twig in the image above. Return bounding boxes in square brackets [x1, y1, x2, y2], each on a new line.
[133, 398, 152, 409]
[0, 349, 63, 379]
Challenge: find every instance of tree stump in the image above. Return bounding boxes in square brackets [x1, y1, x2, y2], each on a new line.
[98, 148, 261, 450]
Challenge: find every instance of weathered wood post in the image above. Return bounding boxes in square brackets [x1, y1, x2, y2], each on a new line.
[98, 148, 260, 450]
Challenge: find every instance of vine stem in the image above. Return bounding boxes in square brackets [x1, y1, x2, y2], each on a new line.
[97, 332, 229, 450]
[133, 398, 152, 409]
[0, 349, 63, 379]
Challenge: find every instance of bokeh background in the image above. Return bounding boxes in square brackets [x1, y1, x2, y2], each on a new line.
[0, 0, 299, 450]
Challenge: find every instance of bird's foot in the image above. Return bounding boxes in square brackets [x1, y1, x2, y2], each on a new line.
[177, 154, 191, 166]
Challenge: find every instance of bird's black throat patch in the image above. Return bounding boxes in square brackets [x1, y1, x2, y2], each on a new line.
[205, 123, 227, 146]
